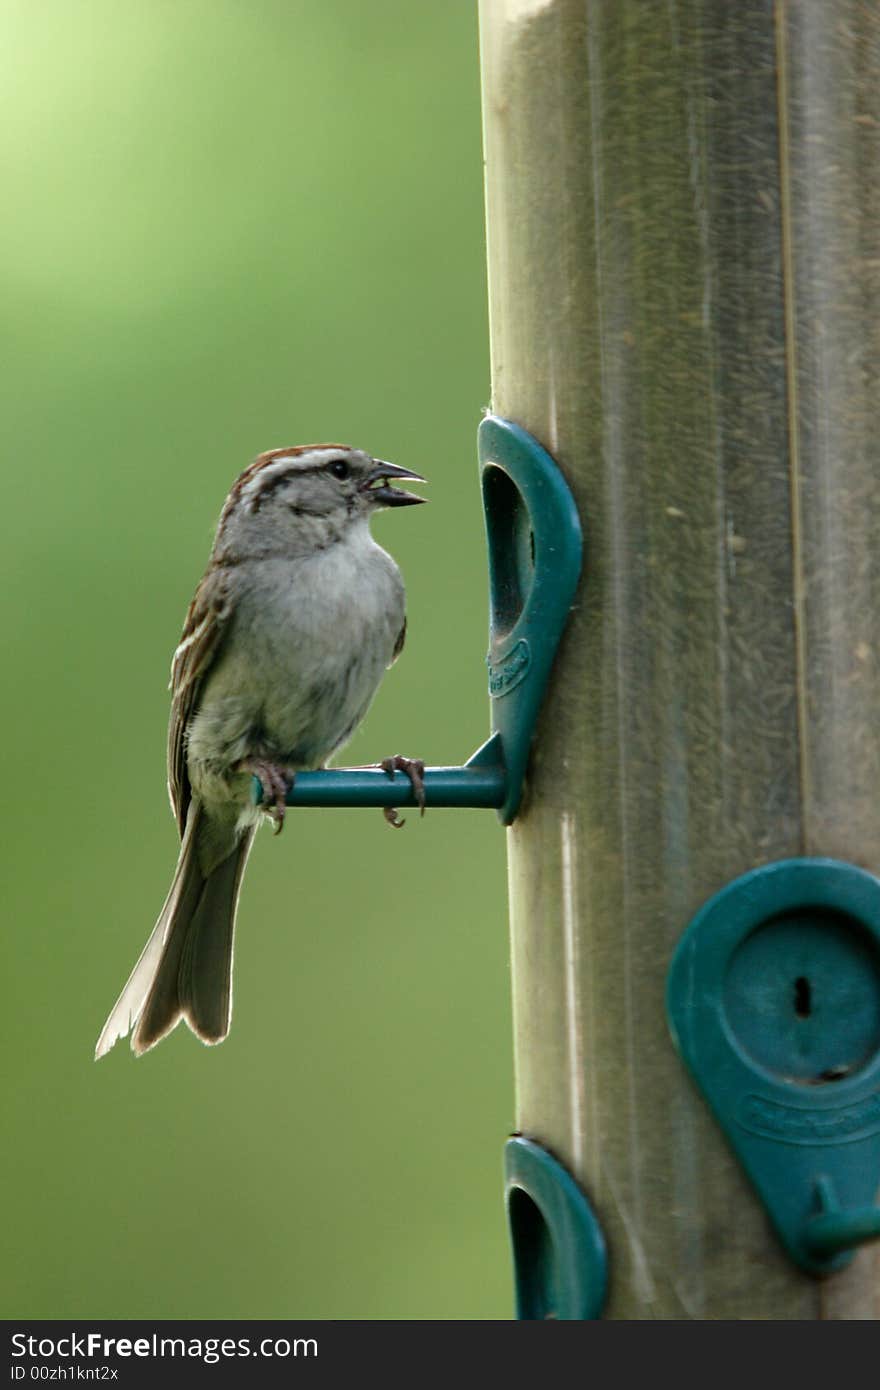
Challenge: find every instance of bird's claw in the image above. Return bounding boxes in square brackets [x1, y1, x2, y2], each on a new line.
[240, 760, 295, 835]
[379, 754, 426, 829]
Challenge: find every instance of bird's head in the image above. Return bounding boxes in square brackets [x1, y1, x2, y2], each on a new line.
[214, 445, 427, 558]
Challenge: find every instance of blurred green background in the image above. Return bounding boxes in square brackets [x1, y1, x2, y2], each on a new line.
[1, 0, 512, 1319]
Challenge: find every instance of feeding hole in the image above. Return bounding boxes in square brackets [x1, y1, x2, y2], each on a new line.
[794, 975, 812, 1019]
[483, 465, 533, 638]
[508, 1187, 558, 1320]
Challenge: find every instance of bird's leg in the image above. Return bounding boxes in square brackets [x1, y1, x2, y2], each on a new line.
[239, 759, 295, 835]
[379, 754, 426, 829]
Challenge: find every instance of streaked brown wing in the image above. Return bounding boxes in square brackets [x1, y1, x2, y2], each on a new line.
[166, 567, 232, 836]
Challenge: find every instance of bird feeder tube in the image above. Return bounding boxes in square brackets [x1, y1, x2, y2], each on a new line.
[480, 0, 880, 1320]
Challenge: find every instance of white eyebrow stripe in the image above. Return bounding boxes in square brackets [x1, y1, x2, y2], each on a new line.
[239, 450, 336, 508]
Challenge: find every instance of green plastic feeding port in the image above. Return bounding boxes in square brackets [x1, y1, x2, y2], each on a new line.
[505, 1136, 608, 1320]
[667, 859, 880, 1275]
[252, 415, 582, 825]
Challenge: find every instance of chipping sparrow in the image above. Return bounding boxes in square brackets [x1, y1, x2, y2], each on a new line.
[96, 444, 426, 1059]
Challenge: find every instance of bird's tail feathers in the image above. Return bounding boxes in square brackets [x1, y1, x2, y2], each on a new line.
[95, 805, 255, 1059]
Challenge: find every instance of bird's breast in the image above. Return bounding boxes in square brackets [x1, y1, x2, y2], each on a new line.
[192, 537, 405, 772]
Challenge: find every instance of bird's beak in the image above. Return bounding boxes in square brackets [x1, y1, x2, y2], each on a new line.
[361, 459, 428, 508]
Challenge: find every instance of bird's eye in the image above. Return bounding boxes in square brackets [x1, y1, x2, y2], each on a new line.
[328, 459, 350, 481]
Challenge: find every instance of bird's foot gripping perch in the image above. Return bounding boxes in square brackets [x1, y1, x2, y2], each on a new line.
[242, 760, 295, 834]
[379, 754, 426, 828]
